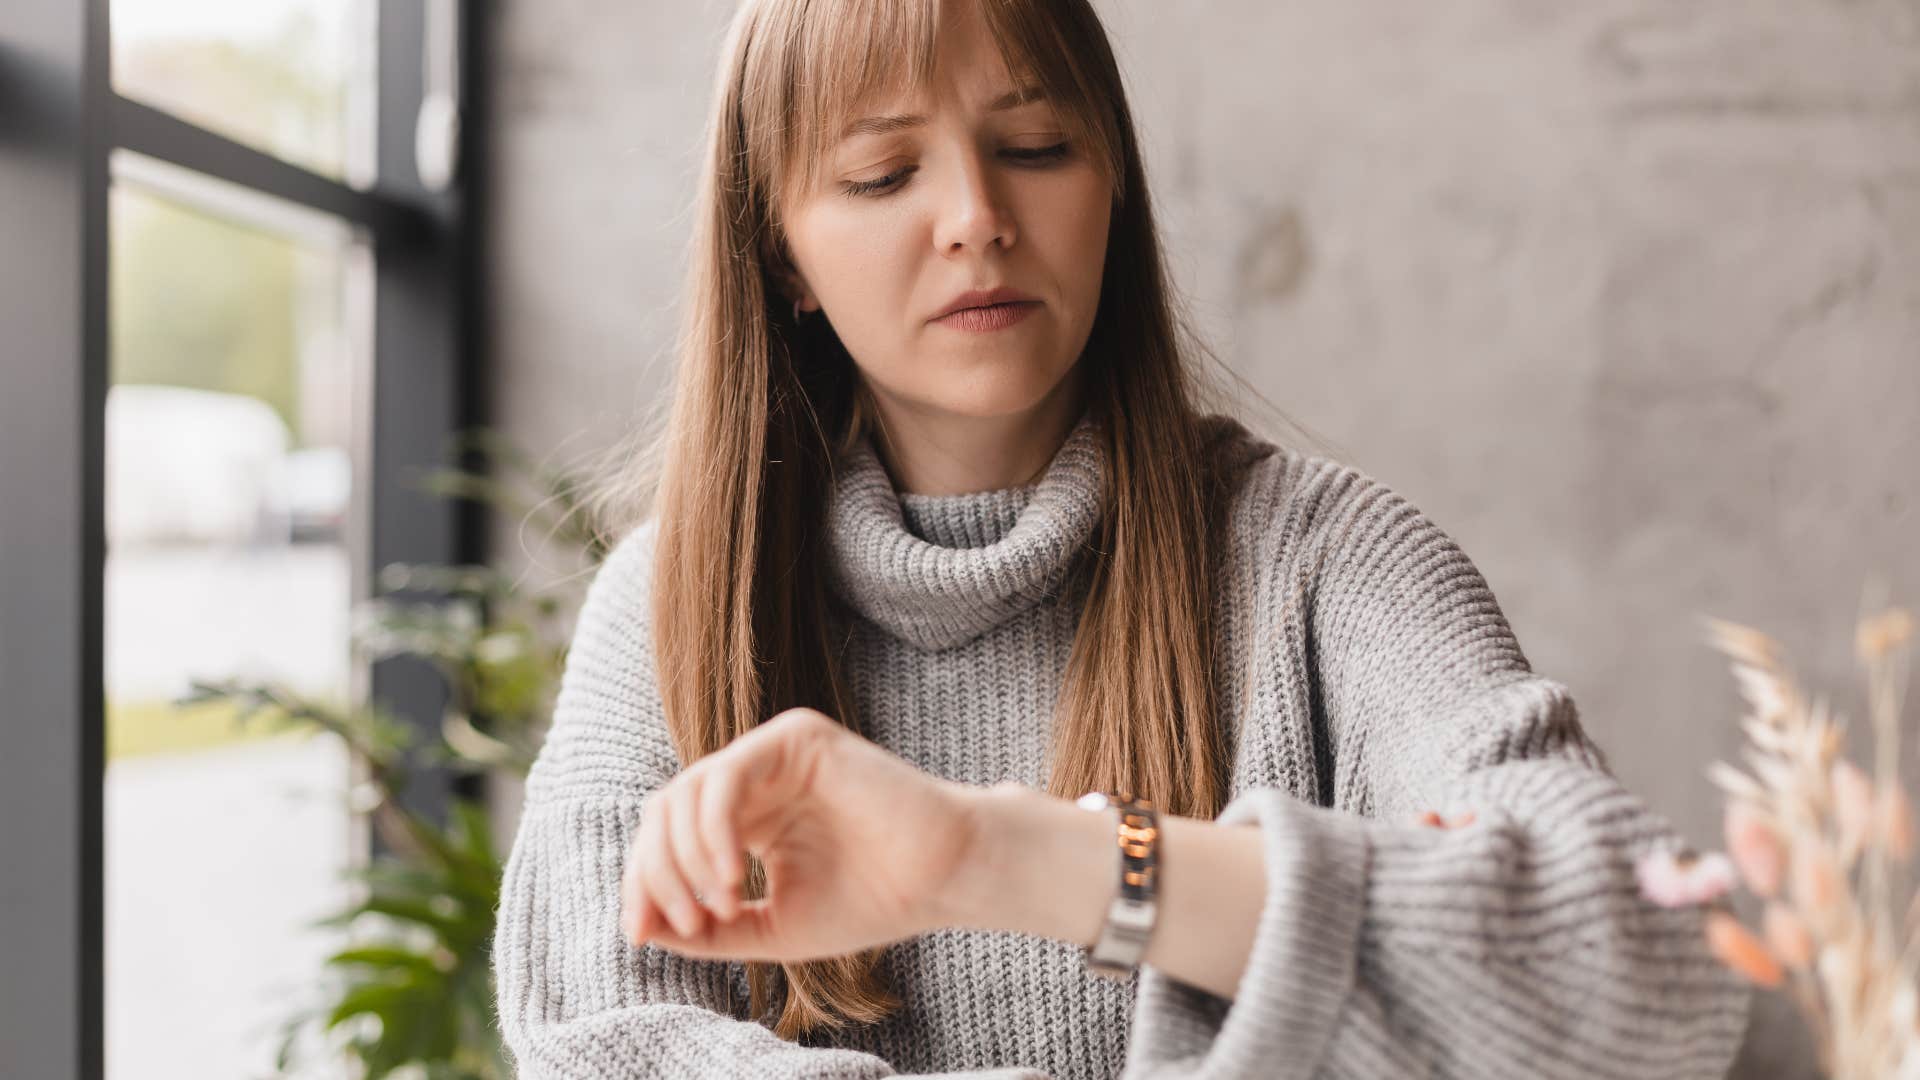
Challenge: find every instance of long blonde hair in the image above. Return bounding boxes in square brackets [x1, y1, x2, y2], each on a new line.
[587, 0, 1303, 1040]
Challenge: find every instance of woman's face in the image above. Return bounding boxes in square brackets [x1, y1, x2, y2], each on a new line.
[775, 2, 1112, 424]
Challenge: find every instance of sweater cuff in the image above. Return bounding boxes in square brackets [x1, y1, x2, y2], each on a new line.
[1123, 789, 1371, 1079]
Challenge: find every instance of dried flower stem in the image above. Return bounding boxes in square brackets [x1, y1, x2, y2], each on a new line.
[1688, 601, 1917, 1080]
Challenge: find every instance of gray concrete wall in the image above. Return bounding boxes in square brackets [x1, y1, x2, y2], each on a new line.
[484, 4, 1920, 1075]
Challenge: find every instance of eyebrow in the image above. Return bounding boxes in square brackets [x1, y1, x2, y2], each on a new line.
[838, 84, 1049, 140]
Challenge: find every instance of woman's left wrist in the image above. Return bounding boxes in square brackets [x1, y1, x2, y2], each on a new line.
[938, 782, 1112, 945]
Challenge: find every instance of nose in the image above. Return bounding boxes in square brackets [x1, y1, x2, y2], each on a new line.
[932, 148, 1016, 257]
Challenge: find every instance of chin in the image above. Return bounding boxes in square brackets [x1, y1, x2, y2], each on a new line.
[917, 369, 1075, 421]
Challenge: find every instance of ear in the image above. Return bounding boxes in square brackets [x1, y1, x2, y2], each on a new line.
[774, 266, 820, 314]
[762, 231, 821, 314]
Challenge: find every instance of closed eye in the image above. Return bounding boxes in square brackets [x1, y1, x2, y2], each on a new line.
[838, 141, 1073, 199]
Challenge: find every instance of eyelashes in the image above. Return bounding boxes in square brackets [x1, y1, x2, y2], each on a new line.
[838, 142, 1073, 199]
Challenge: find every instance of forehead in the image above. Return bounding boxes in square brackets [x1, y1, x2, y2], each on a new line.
[766, 0, 1109, 210]
[836, 81, 1050, 142]
[809, 0, 1040, 133]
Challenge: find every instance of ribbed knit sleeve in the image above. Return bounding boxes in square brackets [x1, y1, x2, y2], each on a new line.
[491, 524, 1050, 1080]
[1121, 463, 1753, 1080]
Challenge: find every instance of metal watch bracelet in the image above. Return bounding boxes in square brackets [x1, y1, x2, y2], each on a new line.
[1074, 791, 1160, 979]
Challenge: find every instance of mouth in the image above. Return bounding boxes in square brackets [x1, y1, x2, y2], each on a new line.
[930, 285, 1041, 321]
[930, 300, 1041, 333]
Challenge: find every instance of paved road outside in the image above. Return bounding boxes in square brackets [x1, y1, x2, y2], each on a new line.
[106, 736, 355, 1079]
[105, 541, 357, 1078]
[105, 543, 351, 702]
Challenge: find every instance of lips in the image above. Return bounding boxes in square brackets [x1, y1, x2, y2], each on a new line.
[930, 286, 1040, 321]
[933, 300, 1038, 333]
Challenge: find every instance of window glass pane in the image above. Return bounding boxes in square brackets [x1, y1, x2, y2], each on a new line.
[105, 180, 368, 1080]
[111, 0, 376, 183]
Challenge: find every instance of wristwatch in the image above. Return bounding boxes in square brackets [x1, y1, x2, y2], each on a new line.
[1075, 791, 1161, 979]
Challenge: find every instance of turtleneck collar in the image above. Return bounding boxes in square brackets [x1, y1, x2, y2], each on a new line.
[823, 410, 1107, 651]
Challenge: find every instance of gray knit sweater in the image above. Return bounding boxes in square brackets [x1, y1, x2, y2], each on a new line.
[492, 411, 1753, 1079]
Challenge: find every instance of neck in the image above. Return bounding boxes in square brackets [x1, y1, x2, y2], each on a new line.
[823, 404, 1109, 651]
[862, 366, 1087, 496]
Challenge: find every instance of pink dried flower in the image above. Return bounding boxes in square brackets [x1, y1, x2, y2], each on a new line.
[1636, 847, 1738, 908]
[1833, 759, 1876, 859]
[1724, 802, 1785, 898]
[1791, 843, 1843, 920]
[1762, 903, 1813, 971]
[1699, 607, 1919, 1076]
[1856, 608, 1914, 663]
[1706, 910, 1784, 989]
[1412, 809, 1477, 830]
[1882, 785, 1914, 862]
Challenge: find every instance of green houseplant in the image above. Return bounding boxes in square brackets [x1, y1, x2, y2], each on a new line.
[178, 429, 610, 1080]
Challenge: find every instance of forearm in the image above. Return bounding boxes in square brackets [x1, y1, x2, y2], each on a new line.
[948, 783, 1268, 999]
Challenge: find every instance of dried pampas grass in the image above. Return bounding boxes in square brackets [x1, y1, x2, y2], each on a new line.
[1636, 596, 1915, 1079]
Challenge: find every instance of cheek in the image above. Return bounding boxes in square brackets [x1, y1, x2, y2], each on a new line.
[786, 212, 934, 400]
[1036, 175, 1113, 314]
[795, 214, 916, 330]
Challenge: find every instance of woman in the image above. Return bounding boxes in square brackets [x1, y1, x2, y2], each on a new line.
[492, 0, 1752, 1076]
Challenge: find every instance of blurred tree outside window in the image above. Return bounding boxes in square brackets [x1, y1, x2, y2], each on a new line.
[111, 0, 372, 184]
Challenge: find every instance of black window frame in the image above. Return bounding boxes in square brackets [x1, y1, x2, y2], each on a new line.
[0, 3, 487, 1077]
